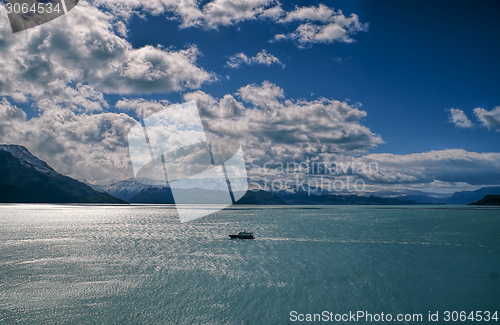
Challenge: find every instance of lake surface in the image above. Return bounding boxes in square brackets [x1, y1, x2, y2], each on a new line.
[0, 205, 499, 324]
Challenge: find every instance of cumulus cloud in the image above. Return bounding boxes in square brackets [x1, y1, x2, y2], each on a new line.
[198, 0, 277, 28]
[0, 98, 137, 182]
[89, 0, 280, 28]
[0, 77, 382, 183]
[253, 50, 283, 66]
[273, 4, 368, 46]
[3, 92, 499, 190]
[0, 2, 214, 108]
[98, 45, 213, 94]
[0, 98, 27, 137]
[226, 50, 283, 68]
[261, 5, 284, 19]
[115, 98, 171, 119]
[0, 79, 383, 183]
[226, 53, 250, 68]
[280, 4, 335, 23]
[237, 80, 284, 109]
[0, 2, 217, 183]
[448, 108, 473, 129]
[474, 106, 500, 131]
[184, 81, 383, 166]
[272, 34, 287, 42]
[88, 1, 366, 47]
[10, 92, 28, 103]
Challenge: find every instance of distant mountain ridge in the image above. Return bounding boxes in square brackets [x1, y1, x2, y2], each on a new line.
[91, 176, 500, 205]
[445, 187, 500, 205]
[3, 143, 496, 206]
[469, 195, 500, 206]
[87, 177, 254, 202]
[126, 186, 285, 205]
[99, 177, 428, 205]
[0, 145, 126, 204]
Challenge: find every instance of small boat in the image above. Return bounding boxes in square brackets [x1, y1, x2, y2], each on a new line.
[228, 231, 255, 239]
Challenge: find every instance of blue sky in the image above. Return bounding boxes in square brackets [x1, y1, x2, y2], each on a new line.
[1, 0, 499, 192]
[116, 0, 500, 155]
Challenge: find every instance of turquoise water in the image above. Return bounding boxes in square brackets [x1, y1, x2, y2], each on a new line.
[0, 205, 499, 324]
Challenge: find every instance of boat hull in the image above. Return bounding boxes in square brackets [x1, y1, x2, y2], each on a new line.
[228, 234, 255, 239]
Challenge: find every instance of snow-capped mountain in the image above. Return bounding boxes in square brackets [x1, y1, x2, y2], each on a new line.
[87, 178, 164, 202]
[0, 145, 55, 174]
[88, 177, 250, 201]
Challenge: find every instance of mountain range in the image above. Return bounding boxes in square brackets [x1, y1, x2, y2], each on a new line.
[87, 176, 500, 205]
[0, 145, 125, 204]
[445, 186, 500, 205]
[2, 144, 499, 205]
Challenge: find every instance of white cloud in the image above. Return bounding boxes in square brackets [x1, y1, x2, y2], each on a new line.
[272, 34, 287, 42]
[97, 45, 214, 94]
[88, 1, 367, 47]
[3, 91, 498, 191]
[114, 20, 128, 37]
[0, 2, 214, 108]
[273, 4, 368, 46]
[9, 92, 28, 103]
[474, 106, 500, 131]
[115, 98, 171, 119]
[448, 108, 473, 129]
[280, 4, 334, 23]
[200, 0, 276, 28]
[33, 82, 109, 113]
[237, 80, 284, 109]
[0, 98, 137, 183]
[0, 2, 217, 183]
[90, 0, 279, 28]
[254, 49, 282, 66]
[0, 98, 27, 137]
[261, 5, 284, 19]
[185, 81, 383, 166]
[226, 50, 283, 68]
[226, 53, 250, 68]
[291, 22, 350, 44]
